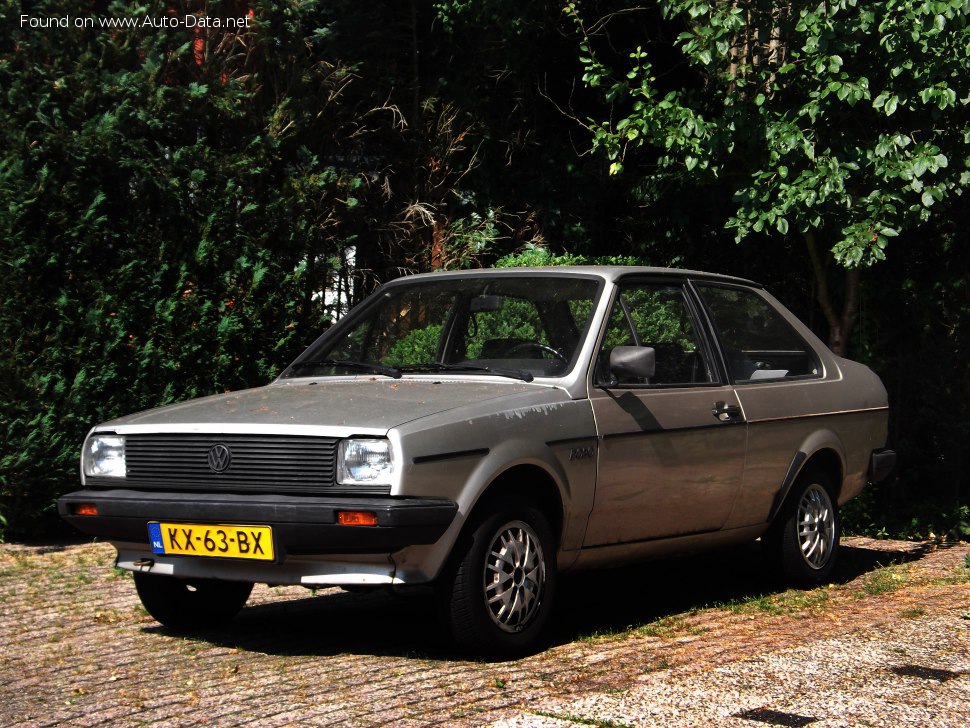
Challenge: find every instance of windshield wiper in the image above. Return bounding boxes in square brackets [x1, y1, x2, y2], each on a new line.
[396, 362, 534, 383]
[290, 358, 402, 379]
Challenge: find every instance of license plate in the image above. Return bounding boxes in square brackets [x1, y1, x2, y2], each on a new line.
[148, 522, 274, 561]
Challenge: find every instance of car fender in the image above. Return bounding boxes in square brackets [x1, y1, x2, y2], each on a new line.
[391, 437, 595, 582]
[768, 429, 847, 523]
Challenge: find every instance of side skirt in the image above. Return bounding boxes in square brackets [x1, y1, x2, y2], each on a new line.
[566, 524, 766, 572]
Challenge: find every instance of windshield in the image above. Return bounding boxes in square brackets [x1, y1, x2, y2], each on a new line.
[284, 275, 602, 380]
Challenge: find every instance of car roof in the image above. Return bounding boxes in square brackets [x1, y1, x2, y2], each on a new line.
[388, 266, 761, 288]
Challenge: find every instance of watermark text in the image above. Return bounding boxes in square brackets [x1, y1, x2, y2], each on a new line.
[19, 14, 252, 30]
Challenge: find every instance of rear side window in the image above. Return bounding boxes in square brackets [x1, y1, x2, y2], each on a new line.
[697, 285, 821, 383]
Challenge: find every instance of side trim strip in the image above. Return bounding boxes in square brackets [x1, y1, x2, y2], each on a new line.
[546, 436, 598, 447]
[579, 523, 757, 550]
[601, 420, 744, 441]
[412, 448, 489, 465]
[746, 406, 889, 426]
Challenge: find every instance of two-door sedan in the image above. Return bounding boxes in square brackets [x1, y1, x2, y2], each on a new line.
[60, 267, 896, 655]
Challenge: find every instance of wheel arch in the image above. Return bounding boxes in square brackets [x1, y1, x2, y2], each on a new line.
[768, 438, 845, 525]
[762, 446, 843, 587]
[801, 448, 844, 500]
[465, 463, 565, 548]
[437, 461, 562, 655]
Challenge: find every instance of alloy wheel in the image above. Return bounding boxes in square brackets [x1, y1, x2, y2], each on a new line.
[482, 520, 546, 633]
[797, 483, 836, 570]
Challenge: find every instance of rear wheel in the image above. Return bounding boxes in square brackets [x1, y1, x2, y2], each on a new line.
[133, 572, 253, 629]
[440, 499, 557, 657]
[763, 468, 840, 587]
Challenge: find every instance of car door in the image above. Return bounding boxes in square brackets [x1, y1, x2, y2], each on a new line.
[693, 283, 832, 529]
[583, 279, 747, 546]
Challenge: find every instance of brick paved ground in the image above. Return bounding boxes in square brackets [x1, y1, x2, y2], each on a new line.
[0, 537, 966, 726]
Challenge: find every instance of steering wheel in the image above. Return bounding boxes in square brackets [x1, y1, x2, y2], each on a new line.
[506, 341, 568, 363]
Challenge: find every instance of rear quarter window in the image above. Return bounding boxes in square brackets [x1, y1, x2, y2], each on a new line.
[697, 285, 821, 383]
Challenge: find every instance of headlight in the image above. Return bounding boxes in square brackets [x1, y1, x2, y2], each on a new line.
[82, 435, 126, 478]
[337, 438, 394, 485]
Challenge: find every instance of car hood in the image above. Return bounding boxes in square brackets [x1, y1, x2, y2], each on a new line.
[98, 378, 544, 434]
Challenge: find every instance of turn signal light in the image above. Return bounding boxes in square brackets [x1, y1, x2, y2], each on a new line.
[73, 503, 99, 516]
[336, 511, 377, 526]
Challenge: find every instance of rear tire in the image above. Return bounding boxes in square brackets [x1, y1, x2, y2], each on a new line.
[439, 498, 557, 657]
[763, 467, 841, 588]
[133, 572, 253, 629]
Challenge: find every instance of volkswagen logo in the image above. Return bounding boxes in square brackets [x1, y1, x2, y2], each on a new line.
[207, 443, 232, 473]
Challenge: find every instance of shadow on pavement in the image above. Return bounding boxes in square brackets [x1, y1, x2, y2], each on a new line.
[149, 540, 928, 662]
[550, 540, 928, 643]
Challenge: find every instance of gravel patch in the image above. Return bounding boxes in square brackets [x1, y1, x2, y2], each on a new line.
[501, 613, 968, 727]
[0, 537, 966, 726]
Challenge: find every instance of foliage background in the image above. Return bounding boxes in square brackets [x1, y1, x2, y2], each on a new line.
[0, 0, 966, 539]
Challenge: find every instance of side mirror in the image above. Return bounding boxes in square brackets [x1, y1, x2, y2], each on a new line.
[609, 345, 656, 380]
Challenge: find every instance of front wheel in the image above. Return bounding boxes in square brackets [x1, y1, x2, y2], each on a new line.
[133, 572, 253, 629]
[439, 499, 557, 657]
[763, 468, 841, 588]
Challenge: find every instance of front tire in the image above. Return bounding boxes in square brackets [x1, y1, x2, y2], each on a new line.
[133, 572, 253, 629]
[440, 499, 557, 657]
[763, 468, 841, 587]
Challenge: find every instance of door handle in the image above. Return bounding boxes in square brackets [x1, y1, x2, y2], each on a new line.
[712, 401, 743, 422]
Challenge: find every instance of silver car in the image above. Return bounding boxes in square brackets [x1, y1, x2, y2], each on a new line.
[59, 267, 895, 655]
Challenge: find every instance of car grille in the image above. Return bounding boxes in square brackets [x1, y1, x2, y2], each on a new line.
[85, 433, 388, 495]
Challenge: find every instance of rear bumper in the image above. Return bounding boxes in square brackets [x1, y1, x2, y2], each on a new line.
[57, 489, 457, 556]
[869, 448, 897, 483]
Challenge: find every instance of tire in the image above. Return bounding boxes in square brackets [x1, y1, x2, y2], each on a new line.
[133, 572, 253, 629]
[763, 467, 841, 588]
[439, 498, 557, 657]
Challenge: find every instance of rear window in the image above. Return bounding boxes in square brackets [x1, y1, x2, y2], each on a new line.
[697, 285, 821, 383]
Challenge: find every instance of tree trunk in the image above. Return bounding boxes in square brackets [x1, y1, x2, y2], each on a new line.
[410, 0, 421, 127]
[805, 231, 860, 357]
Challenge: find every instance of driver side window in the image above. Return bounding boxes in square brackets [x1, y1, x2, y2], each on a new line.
[599, 283, 713, 386]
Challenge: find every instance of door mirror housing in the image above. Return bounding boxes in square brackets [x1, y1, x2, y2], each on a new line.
[609, 345, 656, 381]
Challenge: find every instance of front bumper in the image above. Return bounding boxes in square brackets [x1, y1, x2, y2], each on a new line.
[58, 489, 457, 556]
